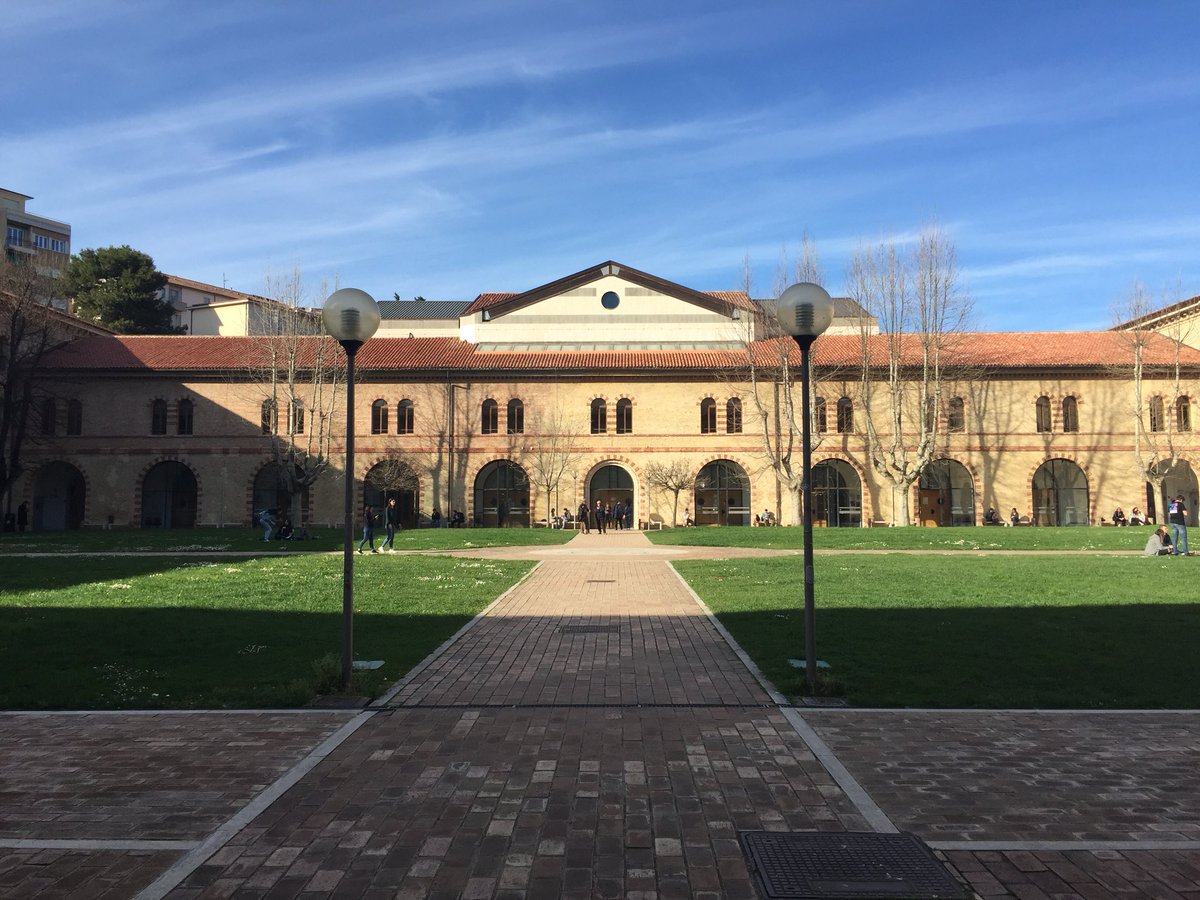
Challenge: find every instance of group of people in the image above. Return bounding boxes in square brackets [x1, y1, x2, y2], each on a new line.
[574, 499, 633, 533]
[1144, 495, 1191, 556]
[255, 508, 309, 542]
[1110, 506, 1149, 526]
[754, 508, 777, 526]
[357, 498, 402, 553]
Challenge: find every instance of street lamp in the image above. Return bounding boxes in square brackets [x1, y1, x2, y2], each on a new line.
[776, 282, 835, 694]
[322, 288, 381, 692]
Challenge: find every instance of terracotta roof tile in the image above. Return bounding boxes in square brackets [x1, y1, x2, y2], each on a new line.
[42, 330, 1200, 375]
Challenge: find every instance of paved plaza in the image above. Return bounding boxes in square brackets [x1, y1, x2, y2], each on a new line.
[1, 531, 1198, 898]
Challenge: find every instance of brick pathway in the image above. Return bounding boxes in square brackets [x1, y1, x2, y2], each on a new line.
[4, 531, 1199, 898]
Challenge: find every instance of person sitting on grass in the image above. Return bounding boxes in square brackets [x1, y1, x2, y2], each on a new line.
[1009, 507, 1020, 526]
[1129, 506, 1146, 526]
[983, 507, 1001, 525]
[276, 518, 293, 540]
[1112, 506, 1127, 526]
[1144, 525, 1173, 557]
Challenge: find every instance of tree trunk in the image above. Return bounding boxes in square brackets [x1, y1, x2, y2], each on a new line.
[892, 484, 912, 526]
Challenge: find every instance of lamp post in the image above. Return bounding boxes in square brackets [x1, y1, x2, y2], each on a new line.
[322, 288, 381, 692]
[776, 282, 834, 693]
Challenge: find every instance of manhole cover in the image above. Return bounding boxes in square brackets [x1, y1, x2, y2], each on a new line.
[559, 624, 621, 634]
[740, 832, 969, 899]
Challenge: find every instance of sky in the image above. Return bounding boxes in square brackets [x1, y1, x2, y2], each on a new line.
[5, 0, 1199, 331]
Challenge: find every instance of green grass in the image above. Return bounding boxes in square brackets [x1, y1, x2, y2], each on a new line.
[0, 554, 532, 709]
[674, 554, 1200, 708]
[647, 524, 1156, 552]
[0, 526, 575, 555]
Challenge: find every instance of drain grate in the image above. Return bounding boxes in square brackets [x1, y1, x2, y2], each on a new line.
[740, 832, 969, 899]
[559, 624, 622, 634]
[585, 579, 616, 583]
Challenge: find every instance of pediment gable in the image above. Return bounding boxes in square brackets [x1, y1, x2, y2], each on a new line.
[464, 261, 752, 320]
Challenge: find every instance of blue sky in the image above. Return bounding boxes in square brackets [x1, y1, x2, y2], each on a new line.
[5, 0, 1198, 330]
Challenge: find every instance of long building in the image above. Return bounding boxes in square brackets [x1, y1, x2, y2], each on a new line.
[17, 260, 1200, 531]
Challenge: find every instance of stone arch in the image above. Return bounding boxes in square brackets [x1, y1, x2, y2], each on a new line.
[585, 459, 640, 527]
[1029, 457, 1091, 526]
[248, 460, 311, 527]
[32, 459, 88, 530]
[473, 458, 530, 527]
[138, 457, 200, 528]
[914, 457, 977, 526]
[813, 452, 872, 525]
[693, 458, 751, 526]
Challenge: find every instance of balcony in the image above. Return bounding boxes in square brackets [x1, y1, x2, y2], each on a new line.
[5, 235, 35, 254]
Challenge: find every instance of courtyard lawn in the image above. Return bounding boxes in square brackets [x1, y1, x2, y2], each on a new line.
[647, 524, 1157, 552]
[0, 525, 576, 555]
[0, 553, 532, 709]
[674, 554, 1200, 708]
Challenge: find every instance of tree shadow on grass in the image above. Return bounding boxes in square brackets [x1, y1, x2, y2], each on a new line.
[0, 606, 475, 710]
[716, 604, 1200, 709]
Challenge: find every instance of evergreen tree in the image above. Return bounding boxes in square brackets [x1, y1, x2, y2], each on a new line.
[63, 246, 180, 334]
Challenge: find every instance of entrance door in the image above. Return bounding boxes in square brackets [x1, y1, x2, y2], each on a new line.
[917, 489, 943, 526]
[589, 464, 634, 523]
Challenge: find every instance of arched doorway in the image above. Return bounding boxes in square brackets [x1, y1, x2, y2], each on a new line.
[812, 459, 862, 527]
[1032, 459, 1089, 526]
[33, 462, 85, 530]
[474, 460, 529, 527]
[917, 459, 976, 526]
[1153, 460, 1199, 526]
[589, 464, 635, 523]
[694, 460, 750, 526]
[141, 461, 197, 528]
[252, 463, 309, 525]
[363, 458, 420, 529]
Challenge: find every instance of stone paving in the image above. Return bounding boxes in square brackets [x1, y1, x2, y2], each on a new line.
[2, 529, 1198, 898]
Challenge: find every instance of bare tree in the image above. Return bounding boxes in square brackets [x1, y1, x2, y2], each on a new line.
[1112, 281, 1189, 513]
[644, 458, 693, 526]
[522, 399, 584, 525]
[247, 270, 343, 522]
[0, 257, 66, 509]
[736, 235, 829, 524]
[848, 225, 973, 526]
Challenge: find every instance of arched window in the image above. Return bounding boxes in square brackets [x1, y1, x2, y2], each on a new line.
[290, 399, 304, 435]
[370, 399, 388, 434]
[1035, 396, 1051, 433]
[41, 398, 57, 436]
[1149, 396, 1165, 433]
[726, 398, 742, 434]
[397, 399, 414, 435]
[1178, 396, 1192, 432]
[700, 398, 717, 434]
[814, 397, 827, 433]
[66, 399, 83, 436]
[260, 399, 277, 435]
[1061, 396, 1079, 433]
[947, 397, 965, 432]
[590, 398, 607, 434]
[836, 397, 854, 434]
[616, 398, 633, 434]
[481, 399, 498, 434]
[506, 399, 523, 435]
[152, 399, 168, 435]
[177, 399, 194, 435]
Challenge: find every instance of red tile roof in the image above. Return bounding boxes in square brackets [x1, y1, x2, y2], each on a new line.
[42, 330, 1200, 375]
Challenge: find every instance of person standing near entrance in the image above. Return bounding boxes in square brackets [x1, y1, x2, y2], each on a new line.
[1167, 494, 1190, 556]
[380, 497, 400, 552]
[577, 501, 590, 534]
[358, 503, 378, 553]
[594, 499, 606, 534]
[16, 501, 28, 533]
[613, 500, 625, 531]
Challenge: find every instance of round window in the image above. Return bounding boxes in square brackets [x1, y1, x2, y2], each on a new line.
[601, 291, 620, 310]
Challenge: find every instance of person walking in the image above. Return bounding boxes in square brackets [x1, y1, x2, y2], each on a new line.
[578, 500, 590, 534]
[380, 497, 400, 552]
[358, 503, 378, 553]
[1167, 494, 1190, 556]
